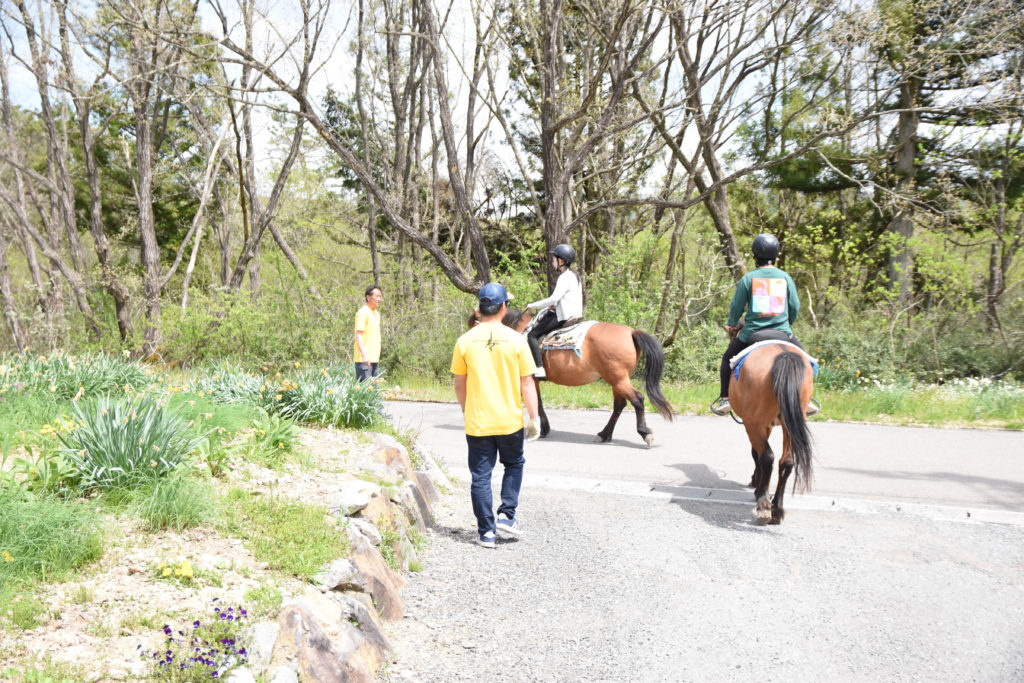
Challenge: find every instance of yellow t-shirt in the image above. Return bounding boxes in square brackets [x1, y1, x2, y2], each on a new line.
[450, 321, 536, 437]
[353, 305, 381, 363]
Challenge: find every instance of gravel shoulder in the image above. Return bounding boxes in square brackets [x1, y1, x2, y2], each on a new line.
[381, 474, 1024, 682]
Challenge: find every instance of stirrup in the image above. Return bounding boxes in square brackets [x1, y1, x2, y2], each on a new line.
[806, 397, 821, 417]
[710, 397, 731, 416]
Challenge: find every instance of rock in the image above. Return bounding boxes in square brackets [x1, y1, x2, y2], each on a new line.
[360, 461, 403, 485]
[348, 533, 406, 621]
[354, 490, 394, 527]
[268, 666, 299, 683]
[275, 603, 384, 683]
[369, 435, 415, 480]
[346, 517, 382, 546]
[414, 447, 453, 492]
[224, 666, 258, 683]
[413, 472, 440, 503]
[314, 558, 366, 593]
[338, 593, 391, 654]
[244, 621, 280, 674]
[327, 479, 381, 516]
[390, 481, 433, 532]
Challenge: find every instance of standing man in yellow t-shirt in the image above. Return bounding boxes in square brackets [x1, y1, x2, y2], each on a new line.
[451, 283, 540, 549]
[354, 285, 383, 381]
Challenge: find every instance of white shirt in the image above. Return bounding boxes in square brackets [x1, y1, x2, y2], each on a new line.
[528, 270, 583, 322]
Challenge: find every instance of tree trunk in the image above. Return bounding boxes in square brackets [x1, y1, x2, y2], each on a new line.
[887, 76, 920, 307]
[0, 221, 27, 350]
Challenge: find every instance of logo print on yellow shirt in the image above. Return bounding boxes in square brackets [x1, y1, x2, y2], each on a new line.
[485, 333, 497, 351]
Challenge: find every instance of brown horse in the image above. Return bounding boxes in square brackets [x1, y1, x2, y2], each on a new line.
[728, 337, 815, 524]
[469, 309, 673, 446]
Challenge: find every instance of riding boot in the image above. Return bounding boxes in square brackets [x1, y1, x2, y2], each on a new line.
[528, 335, 546, 379]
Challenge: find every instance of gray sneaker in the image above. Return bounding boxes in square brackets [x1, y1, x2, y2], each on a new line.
[710, 396, 731, 416]
[496, 513, 521, 537]
[806, 398, 821, 417]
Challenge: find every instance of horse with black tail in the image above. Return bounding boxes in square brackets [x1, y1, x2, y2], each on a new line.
[728, 332, 816, 524]
[469, 309, 673, 446]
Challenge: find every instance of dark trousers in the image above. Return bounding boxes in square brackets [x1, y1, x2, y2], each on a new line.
[719, 331, 803, 398]
[467, 430, 526, 536]
[355, 362, 379, 382]
[527, 311, 565, 369]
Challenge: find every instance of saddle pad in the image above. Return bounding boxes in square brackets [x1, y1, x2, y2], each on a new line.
[540, 320, 598, 357]
[730, 340, 819, 380]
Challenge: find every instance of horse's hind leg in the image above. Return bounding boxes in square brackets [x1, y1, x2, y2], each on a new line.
[627, 388, 654, 447]
[771, 433, 794, 524]
[746, 426, 774, 523]
[596, 395, 627, 443]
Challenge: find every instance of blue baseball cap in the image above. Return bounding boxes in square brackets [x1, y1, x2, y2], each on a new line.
[477, 282, 512, 306]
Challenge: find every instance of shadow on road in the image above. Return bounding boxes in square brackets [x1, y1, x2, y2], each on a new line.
[666, 463, 748, 490]
[829, 467, 1024, 505]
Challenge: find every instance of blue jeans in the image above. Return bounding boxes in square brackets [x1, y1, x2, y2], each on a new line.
[466, 430, 525, 536]
[355, 362, 379, 381]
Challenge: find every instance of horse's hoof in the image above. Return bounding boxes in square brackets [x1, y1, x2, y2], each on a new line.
[643, 434, 654, 447]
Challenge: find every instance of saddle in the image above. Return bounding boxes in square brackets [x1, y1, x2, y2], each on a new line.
[730, 336, 819, 380]
[539, 317, 595, 357]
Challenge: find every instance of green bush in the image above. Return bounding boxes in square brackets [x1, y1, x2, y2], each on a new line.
[272, 367, 382, 428]
[55, 395, 205, 491]
[0, 351, 148, 400]
[160, 284, 344, 366]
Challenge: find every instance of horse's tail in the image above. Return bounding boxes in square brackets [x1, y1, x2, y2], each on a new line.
[631, 330, 674, 422]
[770, 351, 814, 492]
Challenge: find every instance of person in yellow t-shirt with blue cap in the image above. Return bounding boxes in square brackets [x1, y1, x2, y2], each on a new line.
[451, 282, 540, 549]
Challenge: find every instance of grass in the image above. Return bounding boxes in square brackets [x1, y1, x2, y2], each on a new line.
[1, 656, 88, 682]
[0, 488, 104, 586]
[129, 474, 214, 531]
[244, 582, 283, 619]
[0, 488, 104, 631]
[217, 489, 349, 581]
[0, 393, 65, 449]
[388, 369, 1024, 429]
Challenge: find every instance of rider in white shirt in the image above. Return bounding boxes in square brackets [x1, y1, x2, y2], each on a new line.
[527, 244, 583, 379]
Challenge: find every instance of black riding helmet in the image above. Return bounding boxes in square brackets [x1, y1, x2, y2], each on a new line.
[550, 243, 576, 266]
[751, 233, 780, 261]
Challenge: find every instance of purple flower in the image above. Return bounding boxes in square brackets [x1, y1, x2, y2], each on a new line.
[193, 620, 200, 628]
[162, 625, 172, 635]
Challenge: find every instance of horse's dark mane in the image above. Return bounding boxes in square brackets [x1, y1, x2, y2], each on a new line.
[502, 308, 526, 329]
[467, 307, 526, 330]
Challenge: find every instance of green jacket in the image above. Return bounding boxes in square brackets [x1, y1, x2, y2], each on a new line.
[727, 266, 800, 342]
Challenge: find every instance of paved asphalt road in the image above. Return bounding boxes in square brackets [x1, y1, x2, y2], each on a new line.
[380, 400, 1024, 681]
[385, 400, 1024, 525]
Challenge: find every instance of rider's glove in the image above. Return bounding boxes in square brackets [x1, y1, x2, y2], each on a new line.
[525, 417, 541, 442]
